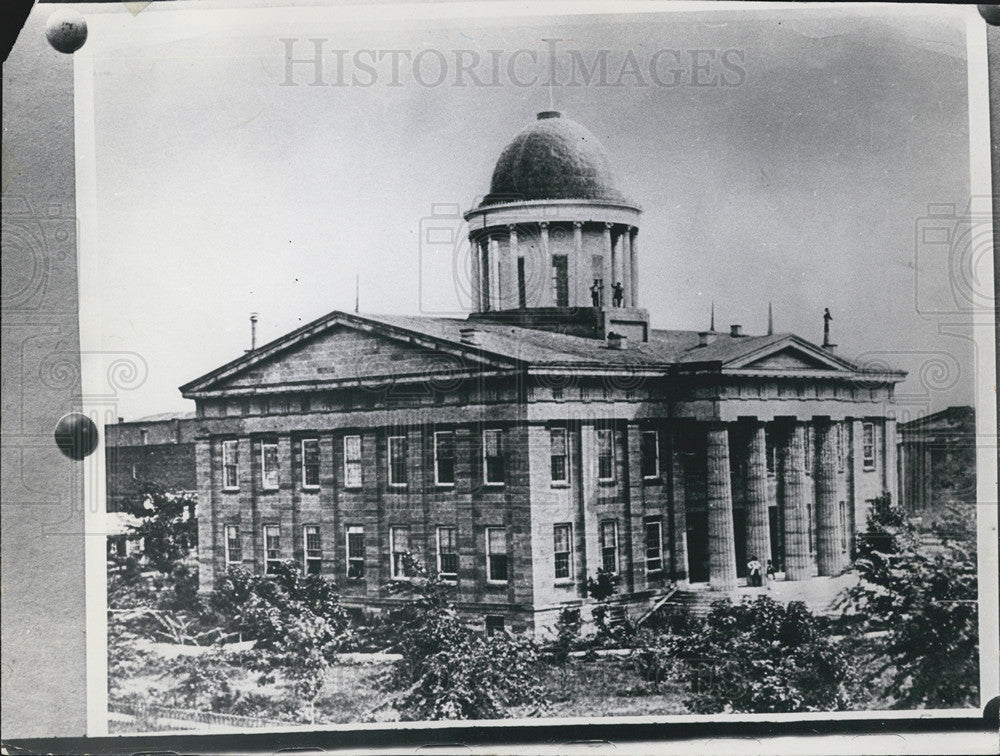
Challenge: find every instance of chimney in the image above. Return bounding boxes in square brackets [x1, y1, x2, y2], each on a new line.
[730, 324, 744, 337]
[606, 332, 628, 350]
[249, 312, 259, 351]
[459, 327, 483, 346]
[698, 331, 717, 347]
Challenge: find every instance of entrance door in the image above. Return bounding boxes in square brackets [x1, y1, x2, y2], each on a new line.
[686, 510, 710, 583]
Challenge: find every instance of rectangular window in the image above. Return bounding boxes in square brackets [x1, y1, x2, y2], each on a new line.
[224, 524, 242, 566]
[836, 424, 846, 472]
[486, 527, 508, 583]
[261, 442, 279, 489]
[645, 518, 663, 573]
[483, 429, 504, 485]
[641, 430, 659, 479]
[550, 428, 569, 484]
[388, 435, 407, 487]
[553, 523, 572, 581]
[301, 438, 320, 488]
[434, 431, 455, 486]
[597, 429, 615, 482]
[485, 615, 505, 636]
[862, 422, 876, 470]
[222, 440, 239, 490]
[437, 526, 458, 580]
[303, 525, 322, 575]
[346, 525, 365, 579]
[389, 526, 413, 579]
[343, 435, 362, 489]
[600, 520, 619, 574]
[552, 255, 569, 307]
[263, 525, 281, 574]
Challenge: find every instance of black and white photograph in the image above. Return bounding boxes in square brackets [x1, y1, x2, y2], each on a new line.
[2, 0, 998, 748]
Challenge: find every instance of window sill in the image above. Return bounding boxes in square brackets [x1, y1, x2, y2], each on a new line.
[344, 485, 363, 491]
[597, 479, 617, 486]
[222, 487, 240, 493]
[642, 475, 661, 483]
[435, 482, 456, 489]
[261, 486, 279, 492]
[388, 485, 408, 490]
[486, 580, 508, 588]
[438, 576, 458, 584]
[484, 482, 505, 489]
[862, 465, 876, 472]
[551, 482, 570, 489]
[554, 580, 574, 587]
[301, 485, 320, 492]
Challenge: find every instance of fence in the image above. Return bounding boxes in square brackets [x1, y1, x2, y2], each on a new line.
[110, 700, 291, 729]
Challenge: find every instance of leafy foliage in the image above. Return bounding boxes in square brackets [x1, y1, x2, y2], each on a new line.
[371, 555, 546, 721]
[838, 494, 979, 708]
[587, 568, 616, 602]
[117, 480, 198, 574]
[651, 595, 851, 713]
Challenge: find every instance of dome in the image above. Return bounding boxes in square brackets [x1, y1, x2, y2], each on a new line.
[481, 112, 631, 206]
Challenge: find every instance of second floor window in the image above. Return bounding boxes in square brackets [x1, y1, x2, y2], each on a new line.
[303, 525, 322, 574]
[600, 520, 618, 574]
[263, 525, 281, 574]
[486, 527, 508, 583]
[301, 438, 320, 488]
[346, 525, 365, 579]
[641, 430, 659, 479]
[224, 524, 241, 566]
[261, 442, 279, 489]
[550, 428, 568, 484]
[597, 429, 615, 482]
[437, 526, 458, 580]
[434, 431, 455, 485]
[862, 422, 876, 469]
[222, 440, 239, 490]
[344, 435, 362, 488]
[483, 429, 504, 485]
[388, 435, 407, 487]
[553, 523, 572, 581]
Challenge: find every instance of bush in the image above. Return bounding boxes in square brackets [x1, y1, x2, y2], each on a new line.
[655, 595, 851, 713]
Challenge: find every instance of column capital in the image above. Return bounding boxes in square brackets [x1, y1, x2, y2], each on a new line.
[572, 220, 583, 228]
[604, 221, 613, 229]
[539, 220, 549, 229]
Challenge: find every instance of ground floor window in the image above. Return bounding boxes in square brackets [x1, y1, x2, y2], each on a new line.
[553, 523, 572, 581]
[346, 525, 365, 579]
[436, 526, 458, 580]
[485, 615, 505, 636]
[486, 527, 508, 583]
[263, 525, 281, 574]
[303, 525, 321, 574]
[600, 520, 619, 574]
[645, 517, 663, 573]
[389, 526, 413, 579]
[224, 524, 242, 566]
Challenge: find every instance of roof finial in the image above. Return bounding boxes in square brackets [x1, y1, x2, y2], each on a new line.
[823, 307, 834, 348]
[767, 301, 774, 336]
[710, 301, 716, 332]
[355, 274, 360, 314]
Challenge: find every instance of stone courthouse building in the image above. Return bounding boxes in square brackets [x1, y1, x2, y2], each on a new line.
[179, 112, 904, 633]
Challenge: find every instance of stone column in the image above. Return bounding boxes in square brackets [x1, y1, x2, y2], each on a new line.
[743, 420, 772, 577]
[573, 221, 586, 307]
[602, 223, 613, 305]
[622, 228, 633, 308]
[883, 417, 898, 499]
[629, 228, 639, 307]
[669, 428, 689, 583]
[779, 421, 812, 580]
[479, 238, 491, 311]
[706, 422, 738, 591]
[814, 419, 845, 575]
[470, 235, 481, 311]
[195, 437, 215, 593]
[540, 222, 553, 306]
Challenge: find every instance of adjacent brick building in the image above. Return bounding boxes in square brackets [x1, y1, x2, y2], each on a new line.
[178, 112, 905, 633]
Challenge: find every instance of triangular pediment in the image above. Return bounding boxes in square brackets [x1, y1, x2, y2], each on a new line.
[725, 337, 854, 373]
[180, 312, 516, 396]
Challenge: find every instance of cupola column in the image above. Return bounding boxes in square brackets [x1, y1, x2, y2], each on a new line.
[488, 234, 500, 311]
[602, 223, 613, 306]
[573, 221, 586, 307]
[470, 235, 482, 311]
[507, 225, 519, 309]
[540, 222, 553, 306]
[622, 227, 633, 308]
[629, 228, 639, 307]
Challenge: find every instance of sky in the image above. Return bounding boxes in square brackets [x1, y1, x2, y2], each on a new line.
[83, 2, 981, 422]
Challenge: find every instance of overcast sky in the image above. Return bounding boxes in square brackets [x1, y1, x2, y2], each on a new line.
[83, 2, 978, 421]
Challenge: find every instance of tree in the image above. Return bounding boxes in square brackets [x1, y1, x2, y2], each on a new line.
[119, 480, 198, 574]
[653, 595, 851, 713]
[838, 494, 979, 708]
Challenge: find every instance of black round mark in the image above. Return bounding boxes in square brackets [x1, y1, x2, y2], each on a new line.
[54, 412, 99, 460]
[979, 5, 1000, 25]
